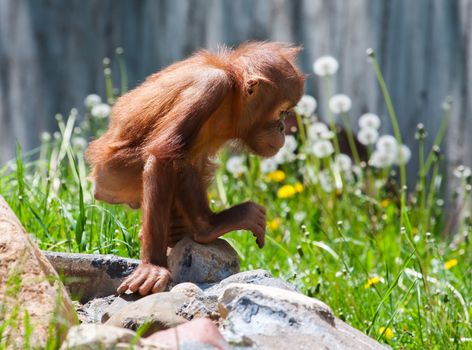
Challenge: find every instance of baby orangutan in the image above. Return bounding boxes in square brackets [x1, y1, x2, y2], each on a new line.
[86, 42, 304, 295]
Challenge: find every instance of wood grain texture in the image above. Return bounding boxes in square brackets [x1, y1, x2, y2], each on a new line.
[0, 0, 470, 183]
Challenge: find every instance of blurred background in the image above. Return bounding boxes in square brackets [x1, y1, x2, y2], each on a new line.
[0, 0, 471, 181]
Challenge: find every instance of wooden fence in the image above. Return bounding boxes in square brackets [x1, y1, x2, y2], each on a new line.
[1, 0, 471, 185]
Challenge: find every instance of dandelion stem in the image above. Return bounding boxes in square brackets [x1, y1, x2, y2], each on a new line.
[424, 108, 451, 173]
[369, 54, 406, 190]
[324, 76, 341, 154]
[340, 113, 361, 165]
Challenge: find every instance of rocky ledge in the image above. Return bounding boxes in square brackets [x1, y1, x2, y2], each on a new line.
[0, 196, 387, 349]
[47, 238, 386, 350]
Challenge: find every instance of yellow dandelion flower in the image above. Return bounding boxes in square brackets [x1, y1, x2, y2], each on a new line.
[364, 276, 381, 289]
[444, 258, 458, 270]
[277, 184, 296, 199]
[266, 170, 286, 182]
[381, 199, 390, 208]
[268, 218, 281, 230]
[378, 327, 394, 339]
[294, 182, 304, 193]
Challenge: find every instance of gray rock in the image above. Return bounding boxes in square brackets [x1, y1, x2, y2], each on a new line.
[204, 269, 297, 299]
[44, 251, 139, 302]
[168, 237, 240, 284]
[60, 324, 168, 350]
[105, 291, 189, 336]
[101, 293, 142, 323]
[76, 295, 116, 323]
[218, 283, 387, 350]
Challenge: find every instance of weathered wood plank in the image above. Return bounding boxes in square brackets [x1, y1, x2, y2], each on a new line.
[0, 0, 470, 180]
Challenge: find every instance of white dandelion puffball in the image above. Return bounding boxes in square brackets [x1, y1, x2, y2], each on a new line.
[72, 137, 88, 150]
[226, 155, 247, 176]
[319, 169, 334, 192]
[91, 103, 111, 119]
[369, 150, 396, 168]
[274, 147, 296, 164]
[260, 158, 278, 174]
[312, 140, 334, 158]
[41, 132, 51, 142]
[307, 122, 329, 140]
[283, 135, 298, 153]
[273, 136, 297, 164]
[357, 127, 379, 146]
[335, 154, 352, 172]
[295, 95, 317, 116]
[313, 56, 339, 77]
[329, 94, 352, 114]
[84, 94, 102, 109]
[359, 113, 381, 130]
[394, 145, 412, 165]
[376, 135, 398, 153]
[319, 130, 335, 140]
[453, 165, 472, 179]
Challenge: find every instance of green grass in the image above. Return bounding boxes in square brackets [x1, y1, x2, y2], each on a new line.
[0, 49, 471, 349]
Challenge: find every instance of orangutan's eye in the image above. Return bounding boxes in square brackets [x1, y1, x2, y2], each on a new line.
[280, 110, 294, 120]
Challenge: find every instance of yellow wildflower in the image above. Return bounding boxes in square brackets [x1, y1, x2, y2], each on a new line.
[266, 170, 286, 182]
[444, 258, 458, 270]
[294, 182, 304, 193]
[381, 199, 390, 208]
[277, 184, 296, 198]
[378, 327, 394, 339]
[268, 218, 281, 230]
[364, 276, 381, 289]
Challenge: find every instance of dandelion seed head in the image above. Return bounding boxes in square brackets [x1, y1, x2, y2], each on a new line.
[453, 165, 471, 179]
[329, 94, 352, 114]
[41, 132, 51, 142]
[274, 135, 297, 164]
[358, 113, 381, 130]
[313, 56, 339, 77]
[91, 103, 111, 119]
[319, 169, 333, 193]
[294, 95, 317, 117]
[376, 135, 398, 153]
[369, 150, 395, 168]
[394, 144, 412, 165]
[294, 211, 306, 222]
[335, 154, 352, 171]
[357, 127, 379, 145]
[312, 140, 334, 158]
[72, 137, 87, 150]
[307, 122, 329, 140]
[226, 155, 247, 177]
[260, 158, 278, 174]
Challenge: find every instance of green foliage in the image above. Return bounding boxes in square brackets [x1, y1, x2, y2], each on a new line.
[0, 48, 471, 349]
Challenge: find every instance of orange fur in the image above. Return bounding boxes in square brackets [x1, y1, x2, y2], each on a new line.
[86, 41, 304, 295]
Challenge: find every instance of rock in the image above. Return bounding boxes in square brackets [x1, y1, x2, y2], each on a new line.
[105, 291, 189, 336]
[204, 269, 297, 299]
[147, 318, 229, 350]
[44, 251, 139, 302]
[61, 324, 169, 350]
[75, 295, 116, 323]
[170, 282, 204, 298]
[101, 293, 142, 323]
[0, 196, 78, 348]
[0, 196, 78, 349]
[168, 237, 239, 284]
[218, 283, 387, 350]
